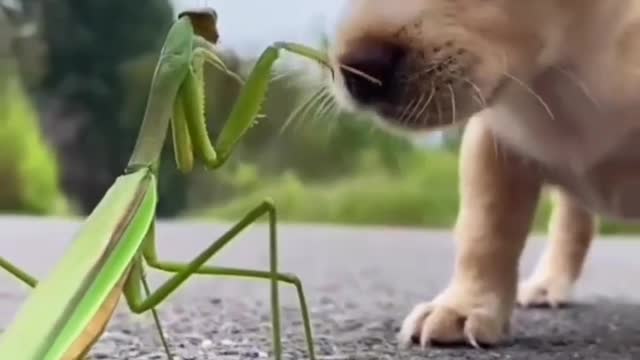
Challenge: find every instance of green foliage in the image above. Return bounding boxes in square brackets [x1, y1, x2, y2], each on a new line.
[0, 68, 67, 214]
[194, 148, 540, 230]
[6, 2, 639, 236]
[193, 149, 459, 227]
[194, 145, 640, 236]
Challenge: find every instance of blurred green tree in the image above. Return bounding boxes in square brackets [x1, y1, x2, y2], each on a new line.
[0, 6, 66, 215]
[36, 0, 185, 215]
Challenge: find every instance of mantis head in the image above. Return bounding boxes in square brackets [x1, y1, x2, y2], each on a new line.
[178, 6, 219, 44]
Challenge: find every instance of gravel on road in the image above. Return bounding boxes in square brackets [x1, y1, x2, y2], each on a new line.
[1, 216, 640, 360]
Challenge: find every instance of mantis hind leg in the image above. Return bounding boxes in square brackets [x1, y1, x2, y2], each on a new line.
[0, 256, 38, 288]
[122, 200, 316, 360]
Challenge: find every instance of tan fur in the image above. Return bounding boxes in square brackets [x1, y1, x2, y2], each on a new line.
[328, 0, 640, 347]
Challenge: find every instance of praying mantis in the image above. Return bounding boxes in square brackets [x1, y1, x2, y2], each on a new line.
[0, 7, 347, 360]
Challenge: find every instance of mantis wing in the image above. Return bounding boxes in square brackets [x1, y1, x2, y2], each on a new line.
[0, 169, 157, 360]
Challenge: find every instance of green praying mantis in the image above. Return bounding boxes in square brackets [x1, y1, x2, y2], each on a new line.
[0, 7, 376, 360]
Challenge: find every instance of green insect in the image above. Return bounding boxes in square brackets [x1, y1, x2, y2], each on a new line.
[0, 8, 336, 360]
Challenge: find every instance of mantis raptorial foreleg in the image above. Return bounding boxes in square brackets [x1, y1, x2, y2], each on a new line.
[152, 41, 334, 173]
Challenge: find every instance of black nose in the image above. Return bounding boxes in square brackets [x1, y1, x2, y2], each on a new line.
[339, 41, 405, 105]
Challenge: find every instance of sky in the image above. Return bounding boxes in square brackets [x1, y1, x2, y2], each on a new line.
[170, 0, 347, 57]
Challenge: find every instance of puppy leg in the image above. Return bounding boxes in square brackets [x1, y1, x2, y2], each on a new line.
[518, 188, 596, 307]
[398, 118, 542, 348]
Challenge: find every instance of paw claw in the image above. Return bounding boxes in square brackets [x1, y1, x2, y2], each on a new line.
[419, 336, 430, 350]
[465, 328, 481, 349]
[398, 292, 507, 349]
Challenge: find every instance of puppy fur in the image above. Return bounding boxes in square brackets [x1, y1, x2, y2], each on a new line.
[327, 0, 640, 348]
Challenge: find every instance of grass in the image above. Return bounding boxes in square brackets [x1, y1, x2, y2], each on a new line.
[192, 148, 545, 230]
[190, 146, 640, 236]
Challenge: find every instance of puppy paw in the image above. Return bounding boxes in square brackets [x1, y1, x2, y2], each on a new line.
[517, 275, 573, 308]
[397, 290, 509, 349]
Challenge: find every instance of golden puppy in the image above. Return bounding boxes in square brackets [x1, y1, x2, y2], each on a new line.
[327, 0, 640, 348]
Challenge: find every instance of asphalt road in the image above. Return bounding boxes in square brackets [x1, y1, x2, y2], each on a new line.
[2, 216, 640, 360]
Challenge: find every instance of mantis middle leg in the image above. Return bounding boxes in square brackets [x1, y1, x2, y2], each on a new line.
[0, 256, 38, 288]
[122, 200, 316, 360]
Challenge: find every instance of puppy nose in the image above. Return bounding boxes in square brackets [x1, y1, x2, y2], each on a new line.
[338, 41, 405, 105]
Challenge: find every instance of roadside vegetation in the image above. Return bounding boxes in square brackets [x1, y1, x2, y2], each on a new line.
[2, 0, 639, 235]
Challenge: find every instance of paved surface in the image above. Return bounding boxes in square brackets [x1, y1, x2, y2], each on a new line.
[2, 216, 640, 359]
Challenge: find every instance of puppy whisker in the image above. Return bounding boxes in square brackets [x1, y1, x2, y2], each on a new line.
[415, 84, 436, 124]
[398, 97, 419, 126]
[406, 91, 428, 126]
[448, 84, 457, 126]
[552, 65, 602, 111]
[502, 71, 556, 121]
[280, 86, 325, 134]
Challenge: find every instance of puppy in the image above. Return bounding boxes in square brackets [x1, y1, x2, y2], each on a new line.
[327, 0, 640, 348]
